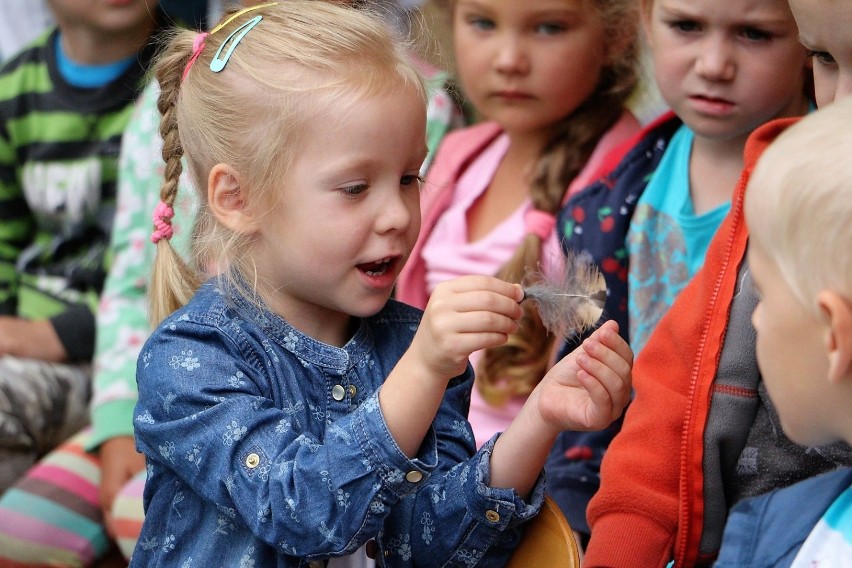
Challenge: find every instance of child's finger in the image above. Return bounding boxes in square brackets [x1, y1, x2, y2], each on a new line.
[576, 349, 632, 411]
[446, 330, 516, 356]
[573, 367, 627, 426]
[444, 309, 520, 334]
[426, 289, 523, 327]
[579, 342, 632, 388]
[587, 320, 634, 366]
[440, 275, 524, 301]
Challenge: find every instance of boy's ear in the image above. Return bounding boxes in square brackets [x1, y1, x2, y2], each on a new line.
[818, 291, 852, 384]
[208, 163, 257, 234]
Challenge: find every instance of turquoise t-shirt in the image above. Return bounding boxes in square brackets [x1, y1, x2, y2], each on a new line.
[625, 125, 730, 354]
[55, 33, 136, 88]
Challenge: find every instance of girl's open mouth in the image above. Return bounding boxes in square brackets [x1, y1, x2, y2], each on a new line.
[358, 257, 392, 277]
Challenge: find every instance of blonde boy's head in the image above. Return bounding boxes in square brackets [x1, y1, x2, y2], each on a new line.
[747, 99, 852, 446]
[746, 97, 852, 314]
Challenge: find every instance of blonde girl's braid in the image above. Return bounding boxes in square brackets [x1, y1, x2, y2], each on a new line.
[477, 95, 626, 405]
[478, 0, 639, 405]
[149, 30, 202, 325]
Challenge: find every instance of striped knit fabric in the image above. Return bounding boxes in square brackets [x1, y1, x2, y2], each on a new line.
[0, 429, 145, 566]
[0, 25, 159, 359]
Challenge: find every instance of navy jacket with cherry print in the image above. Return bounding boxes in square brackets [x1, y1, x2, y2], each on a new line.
[545, 112, 679, 536]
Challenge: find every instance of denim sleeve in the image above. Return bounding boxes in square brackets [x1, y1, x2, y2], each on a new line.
[375, 374, 545, 566]
[135, 319, 543, 564]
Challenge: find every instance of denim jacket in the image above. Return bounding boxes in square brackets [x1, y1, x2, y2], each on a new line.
[132, 280, 544, 567]
[714, 468, 852, 567]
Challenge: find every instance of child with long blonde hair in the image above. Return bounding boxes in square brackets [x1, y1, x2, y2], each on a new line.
[394, 0, 641, 545]
[132, 2, 632, 565]
[396, 0, 641, 446]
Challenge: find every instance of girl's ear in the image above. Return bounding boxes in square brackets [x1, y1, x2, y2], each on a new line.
[818, 290, 852, 384]
[208, 163, 257, 234]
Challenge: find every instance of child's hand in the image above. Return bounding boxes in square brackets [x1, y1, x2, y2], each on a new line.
[533, 320, 633, 434]
[410, 275, 523, 380]
[383, 276, 522, 457]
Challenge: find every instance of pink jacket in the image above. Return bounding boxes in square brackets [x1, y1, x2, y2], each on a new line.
[396, 113, 640, 308]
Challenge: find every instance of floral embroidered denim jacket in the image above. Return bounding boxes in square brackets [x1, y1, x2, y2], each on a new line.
[132, 280, 544, 567]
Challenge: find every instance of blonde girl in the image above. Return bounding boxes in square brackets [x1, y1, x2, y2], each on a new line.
[133, 2, 632, 566]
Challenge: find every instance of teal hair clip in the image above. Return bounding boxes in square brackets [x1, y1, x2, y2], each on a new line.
[210, 15, 263, 73]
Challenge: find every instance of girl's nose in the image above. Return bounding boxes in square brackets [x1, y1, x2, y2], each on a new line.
[694, 35, 735, 82]
[376, 188, 415, 234]
[494, 36, 530, 76]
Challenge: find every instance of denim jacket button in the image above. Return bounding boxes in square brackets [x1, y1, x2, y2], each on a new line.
[485, 510, 500, 523]
[405, 470, 424, 483]
[346, 384, 357, 398]
[245, 453, 260, 469]
[332, 384, 346, 401]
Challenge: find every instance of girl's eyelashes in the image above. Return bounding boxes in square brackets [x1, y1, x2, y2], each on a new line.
[340, 183, 367, 196]
[535, 21, 567, 36]
[401, 174, 424, 187]
[337, 174, 423, 196]
[465, 15, 496, 32]
[808, 49, 837, 67]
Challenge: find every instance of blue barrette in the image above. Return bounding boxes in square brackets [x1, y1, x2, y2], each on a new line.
[210, 15, 263, 73]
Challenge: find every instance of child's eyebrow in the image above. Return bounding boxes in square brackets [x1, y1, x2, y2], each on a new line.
[454, 0, 492, 12]
[655, 0, 793, 28]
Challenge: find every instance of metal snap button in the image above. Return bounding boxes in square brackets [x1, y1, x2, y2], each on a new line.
[405, 470, 424, 483]
[485, 510, 500, 523]
[346, 384, 357, 398]
[245, 453, 260, 469]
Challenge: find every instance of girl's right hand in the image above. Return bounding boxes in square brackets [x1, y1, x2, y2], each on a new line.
[409, 275, 523, 381]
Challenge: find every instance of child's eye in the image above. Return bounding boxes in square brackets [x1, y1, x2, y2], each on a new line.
[340, 183, 367, 196]
[535, 22, 566, 36]
[668, 20, 701, 34]
[809, 50, 837, 67]
[741, 27, 772, 42]
[466, 16, 495, 31]
[400, 174, 424, 187]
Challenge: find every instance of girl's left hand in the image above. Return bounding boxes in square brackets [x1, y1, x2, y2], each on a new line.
[533, 320, 633, 434]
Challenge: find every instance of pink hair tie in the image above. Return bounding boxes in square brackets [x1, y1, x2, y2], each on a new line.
[151, 201, 175, 244]
[525, 209, 556, 241]
[182, 32, 209, 82]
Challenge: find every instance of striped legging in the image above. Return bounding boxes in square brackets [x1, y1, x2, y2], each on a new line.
[0, 429, 375, 567]
[0, 429, 144, 566]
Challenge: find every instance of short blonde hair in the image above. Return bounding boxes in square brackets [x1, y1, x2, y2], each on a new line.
[150, 1, 427, 324]
[746, 97, 852, 313]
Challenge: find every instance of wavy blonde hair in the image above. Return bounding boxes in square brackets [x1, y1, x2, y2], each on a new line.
[150, 1, 426, 324]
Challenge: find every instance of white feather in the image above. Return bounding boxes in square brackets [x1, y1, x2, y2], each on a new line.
[522, 250, 606, 336]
